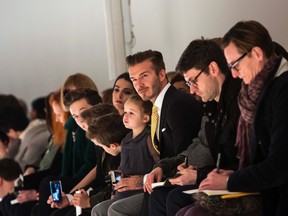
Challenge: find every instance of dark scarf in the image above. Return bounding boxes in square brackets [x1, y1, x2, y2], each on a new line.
[236, 54, 280, 169]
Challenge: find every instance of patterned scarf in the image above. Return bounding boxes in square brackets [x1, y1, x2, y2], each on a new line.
[236, 54, 280, 169]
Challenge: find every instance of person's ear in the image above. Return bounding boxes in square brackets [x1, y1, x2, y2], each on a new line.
[209, 61, 220, 77]
[143, 114, 150, 123]
[0, 177, 3, 186]
[251, 46, 264, 61]
[159, 69, 166, 82]
[109, 143, 119, 149]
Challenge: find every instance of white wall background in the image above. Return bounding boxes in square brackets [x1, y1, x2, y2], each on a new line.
[130, 0, 288, 71]
[0, 0, 287, 108]
[0, 0, 124, 107]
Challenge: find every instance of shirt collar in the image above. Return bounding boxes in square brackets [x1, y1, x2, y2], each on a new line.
[154, 83, 171, 111]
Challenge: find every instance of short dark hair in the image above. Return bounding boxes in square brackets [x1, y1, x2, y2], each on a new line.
[0, 158, 22, 181]
[63, 88, 102, 110]
[31, 97, 46, 119]
[126, 50, 166, 75]
[222, 20, 273, 58]
[176, 38, 229, 76]
[81, 103, 119, 125]
[0, 94, 29, 133]
[87, 113, 129, 147]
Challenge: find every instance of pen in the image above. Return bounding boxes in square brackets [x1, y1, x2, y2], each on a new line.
[216, 153, 221, 173]
[184, 156, 188, 168]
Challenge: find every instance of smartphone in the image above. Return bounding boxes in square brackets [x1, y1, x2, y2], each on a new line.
[49, 180, 62, 203]
[109, 171, 122, 184]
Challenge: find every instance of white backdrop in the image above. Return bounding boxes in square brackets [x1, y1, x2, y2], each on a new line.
[130, 0, 288, 71]
[0, 0, 121, 107]
[0, 0, 287, 108]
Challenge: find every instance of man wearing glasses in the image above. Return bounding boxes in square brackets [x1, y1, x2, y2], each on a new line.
[199, 20, 288, 216]
[145, 38, 242, 216]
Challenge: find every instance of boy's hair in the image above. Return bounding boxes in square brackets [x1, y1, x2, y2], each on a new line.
[81, 103, 119, 125]
[60, 73, 98, 111]
[87, 113, 129, 147]
[126, 94, 153, 117]
[63, 88, 102, 110]
[0, 158, 22, 181]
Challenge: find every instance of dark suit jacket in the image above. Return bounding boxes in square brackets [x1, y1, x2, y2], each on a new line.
[158, 85, 203, 159]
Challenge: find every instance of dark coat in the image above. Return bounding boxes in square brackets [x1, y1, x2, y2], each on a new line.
[228, 58, 288, 216]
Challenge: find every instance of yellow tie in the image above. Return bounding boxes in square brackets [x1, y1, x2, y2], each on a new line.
[151, 105, 160, 154]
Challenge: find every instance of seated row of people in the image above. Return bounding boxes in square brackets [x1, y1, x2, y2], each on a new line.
[0, 19, 288, 216]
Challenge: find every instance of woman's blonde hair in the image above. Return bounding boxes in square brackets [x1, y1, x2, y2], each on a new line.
[60, 73, 98, 111]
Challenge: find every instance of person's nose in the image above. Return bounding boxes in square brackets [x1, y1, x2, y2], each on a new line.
[118, 91, 124, 99]
[135, 79, 144, 89]
[189, 85, 197, 94]
[231, 69, 239, 78]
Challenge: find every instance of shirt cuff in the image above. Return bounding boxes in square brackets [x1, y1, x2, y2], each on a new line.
[66, 194, 73, 203]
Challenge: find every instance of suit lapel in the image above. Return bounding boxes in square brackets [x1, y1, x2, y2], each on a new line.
[159, 86, 177, 143]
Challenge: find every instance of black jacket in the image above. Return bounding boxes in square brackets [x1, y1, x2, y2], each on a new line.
[158, 85, 203, 158]
[228, 58, 288, 216]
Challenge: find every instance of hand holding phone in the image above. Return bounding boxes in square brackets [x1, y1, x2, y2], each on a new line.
[50, 180, 62, 203]
[109, 171, 122, 184]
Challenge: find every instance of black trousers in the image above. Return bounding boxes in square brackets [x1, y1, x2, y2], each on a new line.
[149, 185, 196, 216]
[0, 193, 38, 216]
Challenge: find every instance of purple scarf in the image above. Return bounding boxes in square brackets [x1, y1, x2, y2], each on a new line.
[236, 54, 280, 169]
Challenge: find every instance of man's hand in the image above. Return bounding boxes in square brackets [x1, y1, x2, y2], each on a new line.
[199, 169, 231, 190]
[114, 175, 144, 192]
[47, 192, 70, 209]
[169, 164, 197, 186]
[143, 167, 163, 194]
[71, 189, 91, 209]
[17, 190, 38, 203]
[23, 167, 36, 176]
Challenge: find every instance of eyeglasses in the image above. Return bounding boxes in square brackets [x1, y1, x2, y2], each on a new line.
[186, 65, 208, 87]
[227, 52, 248, 72]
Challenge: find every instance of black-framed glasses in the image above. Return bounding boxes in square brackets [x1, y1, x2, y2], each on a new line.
[227, 52, 248, 72]
[186, 65, 208, 87]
